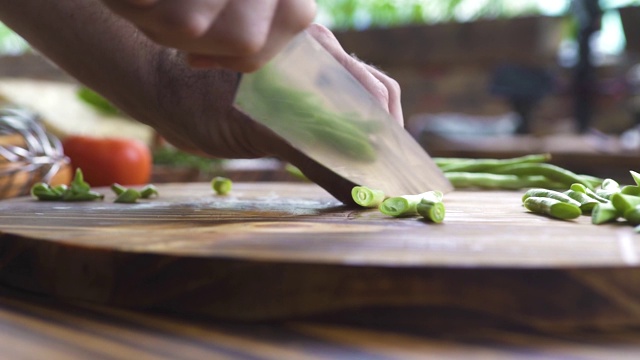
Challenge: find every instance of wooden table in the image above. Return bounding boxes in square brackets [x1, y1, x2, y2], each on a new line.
[3, 182, 640, 358]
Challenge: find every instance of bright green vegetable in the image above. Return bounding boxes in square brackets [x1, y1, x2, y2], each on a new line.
[212, 176, 232, 195]
[621, 185, 640, 196]
[563, 189, 599, 213]
[595, 178, 620, 200]
[445, 172, 564, 190]
[492, 163, 593, 189]
[610, 193, 640, 216]
[115, 189, 141, 203]
[30, 182, 62, 201]
[351, 186, 386, 208]
[416, 197, 445, 223]
[77, 87, 120, 115]
[436, 153, 551, 173]
[111, 183, 127, 196]
[591, 202, 620, 225]
[523, 197, 582, 220]
[624, 205, 640, 225]
[570, 183, 608, 203]
[631, 170, 640, 186]
[140, 184, 159, 198]
[522, 188, 581, 207]
[379, 191, 443, 217]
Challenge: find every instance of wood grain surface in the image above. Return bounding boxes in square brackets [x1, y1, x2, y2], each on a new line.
[1, 182, 640, 330]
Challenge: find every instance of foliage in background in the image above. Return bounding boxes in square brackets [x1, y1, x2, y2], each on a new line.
[316, 0, 640, 30]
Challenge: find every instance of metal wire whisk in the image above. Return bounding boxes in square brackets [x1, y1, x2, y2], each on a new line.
[0, 107, 69, 197]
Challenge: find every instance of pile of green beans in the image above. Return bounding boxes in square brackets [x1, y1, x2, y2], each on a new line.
[521, 170, 640, 231]
[435, 154, 603, 191]
[30, 168, 159, 204]
[352, 186, 446, 223]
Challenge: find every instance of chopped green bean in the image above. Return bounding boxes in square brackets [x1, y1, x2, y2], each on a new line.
[631, 170, 640, 186]
[610, 193, 640, 215]
[570, 183, 608, 203]
[212, 176, 232, 195]
[111, 183, 127, 196]
[351, 186, 385, 208]
[140, 184, 158, 198]
[595, 178, 621, 200]
[563, 189, 599, 213]
[523, 197, 582, 220]
[624, 205, 640, 225]
[591, 202, 620, 225]
[115, 189, 141, 203]
[379, 191, 442, 217]
[30, 183, 62, 201]
[416, 197, 445, 223]
[621, 185, 640, 196]
[522, 188, 581, 207]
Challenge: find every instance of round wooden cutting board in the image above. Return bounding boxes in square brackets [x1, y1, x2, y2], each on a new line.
[1, 182, 639, 330]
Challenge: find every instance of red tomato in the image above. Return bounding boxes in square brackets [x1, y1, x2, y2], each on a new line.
[62, 136, 152, 187]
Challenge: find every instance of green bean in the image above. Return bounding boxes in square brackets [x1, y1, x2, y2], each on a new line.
[596, 178, 621, 200]
[591, 202, 620, 225]
[445, 172, 564, 190]
[579, 174, 605, 189]
[523, 197, 582, 220]
[115, 189, 141, 203]
[69, 168, 91, 193]
[30, 183, 62, 201]
[140, 184, 158, 198]
[111, 183, 127, 196]
[379, 191, 443, 217]
[212, 176, 232, 195]
[351, 186, 385, 208]
[570, 183, 608, 203]
[522, 188, 581, 207]
[61, 189, 104, 201]
[563, 189, 599, 213]
[631, 170, 640, 186]
[438, 153, 551, 172]
[610, 193, 640, 215]
[622, 185, 640, 196]
[492, 163, 593, 189]
[625, 206, 640, 225]
[416, 197, 445, 223]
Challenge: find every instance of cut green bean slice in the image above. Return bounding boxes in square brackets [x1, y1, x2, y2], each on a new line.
[211, 176, 232, 195]
[523, 197, 582, 220]
[111, 183, 127, 196]
[591, 202, 620, 225]
[563, 189, 599, 213]
[115, 189, 141, 203]
[351, 186, 385, 208]
[140, 184, 159, 198]
[522, 188, 581, 207]
[611, 193, 640, 215]
[379, 191, 442, 217]
[416, 199, 445, 223]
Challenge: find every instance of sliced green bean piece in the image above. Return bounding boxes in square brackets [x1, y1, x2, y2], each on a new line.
[351, 186, 386, 208]
[621, 185, 640, 196]
[523, 197, 582, 220]
[563, 189, 599, 213]
[570, 183, 608, 203]
[140, 184, 159, 198]
[416, 198, 445, 223]
[115, 189, 141, 203]
[212, 176, 232, 195]
[596, 178, 621, 200]
[62, 189, 104, 201]
[611, 193, 640, 215]
[30, 182, 62, 201]
[522, 188, 581, 207]
[631, 170, 640, 186]
[111, 183, 127, 196]
[493, 163, 593, 189]
[379, 191, 442, 217]
[591, 202, 620, 225]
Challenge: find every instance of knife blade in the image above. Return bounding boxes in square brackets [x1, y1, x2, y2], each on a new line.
[234, 31, 452, 197]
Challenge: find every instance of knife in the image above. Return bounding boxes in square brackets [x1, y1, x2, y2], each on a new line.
[234, 30, 452, 198]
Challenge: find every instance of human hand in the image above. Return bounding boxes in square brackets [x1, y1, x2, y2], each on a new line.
[100, 0, 316, 72]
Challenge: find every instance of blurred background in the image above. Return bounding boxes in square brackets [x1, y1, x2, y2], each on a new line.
[1, 0, 640, 192]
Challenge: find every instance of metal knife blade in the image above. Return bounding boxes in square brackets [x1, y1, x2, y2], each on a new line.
[234, 31, 452, 197]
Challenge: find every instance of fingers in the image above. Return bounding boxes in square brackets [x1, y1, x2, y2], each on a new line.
[100, 0, 316, 72]
[305, 24, 404, 125]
